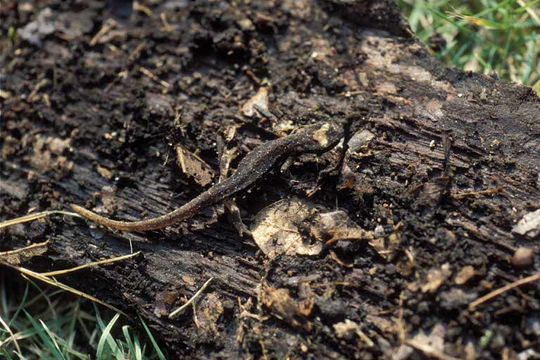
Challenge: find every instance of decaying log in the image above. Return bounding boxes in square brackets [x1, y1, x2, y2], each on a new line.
[1, 0, 539, 358]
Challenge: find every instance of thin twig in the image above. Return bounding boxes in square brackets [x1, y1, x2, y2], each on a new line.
[41, 252, 141, 277]
[0, 314, 21, 354]
[451, 188, 500, 200]
[0, 210, 81, 230]
[90, 19, 115, 46]
[139, 67, 170, 90]
[0, 240, 49, 265]
[469, 272, 540, 310]
[0, 261, 128, 318]
[169, 277, 214, 319]
[406, 338, 461, 360]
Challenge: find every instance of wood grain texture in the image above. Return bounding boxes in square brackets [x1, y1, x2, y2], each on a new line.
[1, 0, 539, 358]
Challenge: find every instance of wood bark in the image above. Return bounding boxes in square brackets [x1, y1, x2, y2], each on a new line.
[1, 0, 539, 358]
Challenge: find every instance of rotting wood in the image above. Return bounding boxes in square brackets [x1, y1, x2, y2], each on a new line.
[1, 0, 539, 358]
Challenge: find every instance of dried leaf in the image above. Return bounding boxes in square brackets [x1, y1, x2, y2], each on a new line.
[314, 210, 374, 246]
[347, 129, 375, 153]
[421, 263, 452, 293]
[251, 198, 322, 258]
[18, 8, 56, 46]
[30, 135, 74, 173]
[513, 209, 540, 240]
[96, 165, 113, 179]
[0, 241, 49, 265]
[405, 324, 460, 360]
[241, 87, 269, 117]
[196, 292, 224, 336]
[261, 284, 313, 330]
[454, 265, 476, 285]
[333, 319, 374, 347]
[153, 289, 179, 318]
[312, 123, 332, 147]
[176, 145, 215, 187]
[334, 319, 359, 339]
[368, 223, 403, 261]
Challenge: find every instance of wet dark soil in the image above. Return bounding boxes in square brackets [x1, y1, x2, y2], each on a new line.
[1, 0, 539, 359]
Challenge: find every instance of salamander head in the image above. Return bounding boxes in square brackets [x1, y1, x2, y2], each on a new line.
[295, 121, 345, 152]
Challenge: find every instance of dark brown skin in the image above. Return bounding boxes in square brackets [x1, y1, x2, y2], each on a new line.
[71, 122, 345, 232]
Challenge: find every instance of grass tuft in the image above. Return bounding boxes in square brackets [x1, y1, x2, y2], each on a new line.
[0, 278, 166, 359]
[398, 0, 540, 89]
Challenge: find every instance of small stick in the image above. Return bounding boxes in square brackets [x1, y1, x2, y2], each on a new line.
[0, 240, 49, 265]
[406, 339, 461, 360]
[160, 13, 174, 32]
[41, 252, 141, 277]
[0, 261, 127, 317]
[0, 315, 21, 354]
[329, 250, 353, 268]
[469, 272, 540, 310]
[0, 210, 81, 230]
[325, 230, 374, 247]
[451, 188, 500, 200]
[169, 277, 214, 319]
[90, 19, 115, 46]
[139, 67, 170, 90]
[133, 1, 153, 16]
[28, 78, 50, 102]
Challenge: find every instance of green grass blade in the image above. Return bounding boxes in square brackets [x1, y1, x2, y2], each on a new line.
[9, 283, 30, 327]
[95, 313, 121, 359]
[122, 325, 143, 360]
[23, 311, 66, 360]
[139, 317, 166, 360]
[38, 319, 70, 360]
